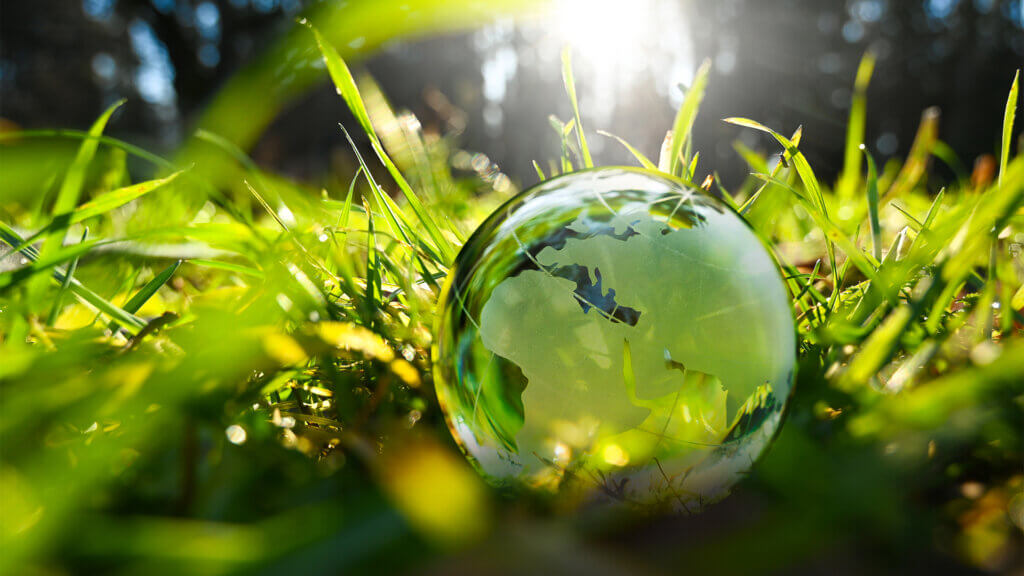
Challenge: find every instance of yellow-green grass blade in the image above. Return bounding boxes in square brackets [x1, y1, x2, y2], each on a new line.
[0, 222, 145, 331]
[31, 100, 124, 299]
[108, 260, 182, 333]
[561, 48, 592, 168]
[998, 70, 1019, 187]
[305, 21, 455, 263]
[18, 171, 185, 249]
[596, 130, 656, 170]
[838, 52, 875, 200]
[46, 227, 88, 327]
[861, 145, 882, 261]
[667, 59, 711, 176]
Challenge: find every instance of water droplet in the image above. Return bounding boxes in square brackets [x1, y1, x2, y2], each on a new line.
[225, 425, 247, 445]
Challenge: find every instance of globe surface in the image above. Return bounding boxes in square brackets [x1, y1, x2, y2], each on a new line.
[433, 168, 795, 511]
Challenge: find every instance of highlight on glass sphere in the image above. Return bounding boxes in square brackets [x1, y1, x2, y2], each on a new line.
[433, 167, 796, 512]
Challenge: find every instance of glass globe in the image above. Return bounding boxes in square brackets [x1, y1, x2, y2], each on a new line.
[433, 168, 795, 512]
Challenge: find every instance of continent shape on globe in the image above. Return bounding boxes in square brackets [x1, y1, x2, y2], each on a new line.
[477, 205, 791, 477]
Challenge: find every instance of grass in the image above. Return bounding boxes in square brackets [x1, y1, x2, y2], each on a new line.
[1, 13, 1023, 576]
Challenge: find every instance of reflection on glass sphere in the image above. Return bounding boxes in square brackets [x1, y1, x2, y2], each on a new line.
[433, 168, 795, 512]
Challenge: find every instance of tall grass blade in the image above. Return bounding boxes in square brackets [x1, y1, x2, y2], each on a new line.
[46, 227, 88, 327]
[861, 145, 882, 261]
[667, 60, 711, 176]
[596, 130, 656, 170]
[0, 222, 145, 331]
[838, 52, 875, 199]
[999, 70, 1019, 187]
[561, 48, 593, 168]
[109, 260, 182, 333]
[304, 21, 455, 263]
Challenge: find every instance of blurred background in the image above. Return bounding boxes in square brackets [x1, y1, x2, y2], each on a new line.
[2, 0, 1022, 189]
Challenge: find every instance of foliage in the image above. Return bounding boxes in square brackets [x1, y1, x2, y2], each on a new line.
[1, 9, 1022, 576]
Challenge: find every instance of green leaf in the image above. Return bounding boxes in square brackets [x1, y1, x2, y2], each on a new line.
[109, 260, 182, 332]
[32, 100, 125, 297]
[304, 20, 454, 263]
[47, 227, 88, 327]
[532, 160, 547, 181]
[838, 52, 875, 199]
[561, 48, 592, 168]
[861, 145, 882, 261]
[20, 171, 185, 249]
[0, 221, 145, 331]
[596, 130, 656, 170]
[999, 70, 1019, 187]
[667, 59, 711, 176]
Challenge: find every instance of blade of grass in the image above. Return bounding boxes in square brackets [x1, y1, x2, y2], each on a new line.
[19, 171, 185, 249]
[884, 107, 939, 199]
[532, 160, 547, 181]
[861, 145, 882, 261]
[336, 165, 363, 245]
[752, 173, 877, 280]
[596, 130, 656, 170]
[0, 221, 145, 331]
[32, 100, 124, 297]
[998, 70, 1019, 187]
[304, 21, 454, 263]
[667, 59, 711, 176]
[46, 227, 88, 327]
[109, 260, 182, 333]
[737, 127, 803, 215]
[561, 48, 592, 168]
[838, 52, 875, 200]
[727, 118, 839, 300]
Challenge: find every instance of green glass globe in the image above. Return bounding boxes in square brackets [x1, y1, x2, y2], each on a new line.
[433, 168, 795, 512]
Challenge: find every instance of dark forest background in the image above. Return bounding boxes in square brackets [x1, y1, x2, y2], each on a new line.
[2, 0, 1023, 190]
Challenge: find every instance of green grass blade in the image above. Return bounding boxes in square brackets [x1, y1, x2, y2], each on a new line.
[337, 166, 362, 245]
[51, 100, 125, 217]
[561, 48, 592, 168]
[727, 117, 839, 299]
[532, 160, 547, 181]
[999, 70, 1019, 187]
[752, 173, 877, 280]
[32, 100, 125, 297]
[838, 52, 875, 199]
[47, 227, 88, 327]
[122, 260, 182, 315]
[304, 20, 454, 263]
[108, 260, 182, 332]
[596, 130, 656, 170]
[20, 171, 185, 248]
[0, 221, 145, 331]
[861, 145, 882, 261]
[668, 59, 711, 176]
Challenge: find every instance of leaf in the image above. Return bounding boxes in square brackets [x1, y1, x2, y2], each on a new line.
[304, 21, 455, 263]
[0, 221, 145, 331]
[19, 171, 185, 248]
[999, 70, 1019, 187]
[561, 48, 593, 168]
[32, 100, 125, 296]
[861, 145, 882, 261]
[838, 52, 875, 199]
[47, 227, 88, 327]
[667, 59, 711, 176]
[109, 260, 182, 332]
